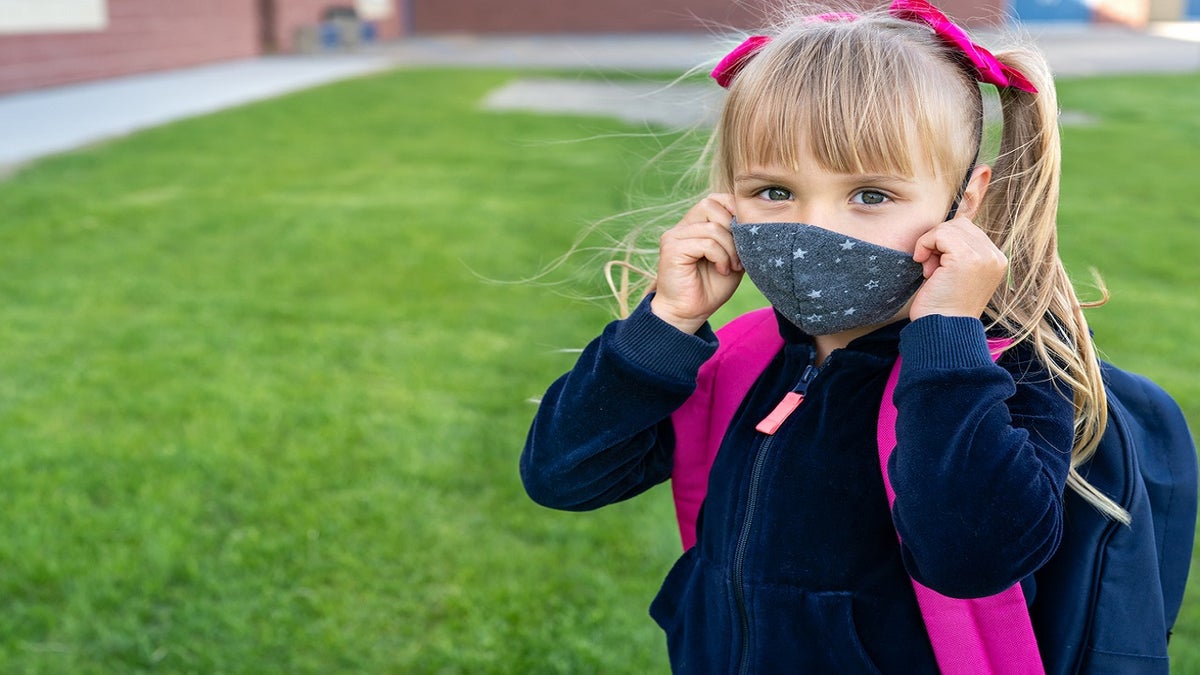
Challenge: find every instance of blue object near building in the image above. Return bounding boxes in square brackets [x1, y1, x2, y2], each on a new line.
[1011, 0, 1092, 22]
[319, 22, 340, 48]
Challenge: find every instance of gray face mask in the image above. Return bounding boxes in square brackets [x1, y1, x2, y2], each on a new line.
[731, 220, 925, 335]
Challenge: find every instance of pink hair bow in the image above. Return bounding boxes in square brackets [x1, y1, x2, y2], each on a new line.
[710, 0, 1037, 94]
[889, 0, 1037, 93]
[710, 35, 771, 88]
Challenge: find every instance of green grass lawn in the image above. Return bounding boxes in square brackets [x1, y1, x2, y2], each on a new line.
[1053, 73, 1200, 672]
[0, 67, 1195, 673]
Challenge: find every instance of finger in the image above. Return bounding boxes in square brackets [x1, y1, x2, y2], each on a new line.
[920, 253, 940, 279]
[702, 219, 743, 271]
[669, 221, 741, 273]
[695, 212, 744, 271]
[913, 226, 961, 278]
[706, 193, 737, 220]
[912, 242, 932, 265]
[677, 237, 739, 276]
[914, 222, 976, 261]
[683, 194, 736, 228]
[912, 228, 940, 264]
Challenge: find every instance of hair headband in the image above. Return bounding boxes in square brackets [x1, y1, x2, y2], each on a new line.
[710, 0, 1038, 94]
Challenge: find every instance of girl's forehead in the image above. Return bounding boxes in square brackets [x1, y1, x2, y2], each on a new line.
[727, 123, 940, 183]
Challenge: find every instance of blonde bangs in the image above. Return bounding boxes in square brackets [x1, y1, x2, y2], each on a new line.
[713, 17, 980, 192]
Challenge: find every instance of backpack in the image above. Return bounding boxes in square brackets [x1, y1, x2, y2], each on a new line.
[669, 308, 1197, 674]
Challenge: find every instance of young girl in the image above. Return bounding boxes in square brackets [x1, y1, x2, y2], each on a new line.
[521, 1, 1128, 671]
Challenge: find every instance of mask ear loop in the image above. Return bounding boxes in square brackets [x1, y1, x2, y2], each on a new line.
[944, 86, 986, 221]
[943, 86, 1017, 294]
[944, 165, 975, 221]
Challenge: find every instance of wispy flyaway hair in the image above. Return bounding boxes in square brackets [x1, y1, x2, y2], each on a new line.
[701, 4, 1126, 523]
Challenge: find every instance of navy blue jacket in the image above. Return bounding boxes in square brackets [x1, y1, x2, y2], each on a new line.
[522, 297, 1074, 673]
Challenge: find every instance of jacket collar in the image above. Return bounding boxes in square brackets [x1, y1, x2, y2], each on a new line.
[774, 308, 907, 358]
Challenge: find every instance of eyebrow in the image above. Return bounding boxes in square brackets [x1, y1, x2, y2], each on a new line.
[733, 172, 916, 185]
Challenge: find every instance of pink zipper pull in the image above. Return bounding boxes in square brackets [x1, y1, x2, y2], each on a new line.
[755, 364, 818, 435]
[756, 392, 805, 435]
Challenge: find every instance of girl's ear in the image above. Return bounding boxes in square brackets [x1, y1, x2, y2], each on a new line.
[958, 164, 992, 219]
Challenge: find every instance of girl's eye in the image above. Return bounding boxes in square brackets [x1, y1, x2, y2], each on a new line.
[758, 187, 793, 201]
[853, 190, 889, 206]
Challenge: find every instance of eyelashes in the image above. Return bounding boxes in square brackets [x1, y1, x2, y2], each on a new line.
[852, 190, 891, 206]
[750, 187, 893, 206]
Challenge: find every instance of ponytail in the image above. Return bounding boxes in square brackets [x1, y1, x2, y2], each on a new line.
[978, 48, 1130, 524]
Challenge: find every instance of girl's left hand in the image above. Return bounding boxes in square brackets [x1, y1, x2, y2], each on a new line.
[909, 217, 1008, 321]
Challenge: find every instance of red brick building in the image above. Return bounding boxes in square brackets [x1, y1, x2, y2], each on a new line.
[0, 0, 405, 96]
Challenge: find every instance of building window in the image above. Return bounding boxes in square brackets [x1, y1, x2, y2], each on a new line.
[0, 0, 109, 34]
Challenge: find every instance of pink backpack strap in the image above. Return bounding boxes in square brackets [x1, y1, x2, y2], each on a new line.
[878, 337, 1045, 674]
[670, 308, 783, 550]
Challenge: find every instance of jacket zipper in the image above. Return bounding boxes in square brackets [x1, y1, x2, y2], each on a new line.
[732, 354, 821, 675]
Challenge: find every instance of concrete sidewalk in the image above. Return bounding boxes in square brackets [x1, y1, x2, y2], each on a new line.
[0, 53, 396, 170]
[2, 25, 1197, 172]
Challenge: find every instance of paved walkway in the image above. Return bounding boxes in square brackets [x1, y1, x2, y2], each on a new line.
[0, 54, 397, 170]
[2, 25, 1198, 171]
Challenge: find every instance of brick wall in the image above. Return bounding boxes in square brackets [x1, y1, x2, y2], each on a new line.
[0, 0, 260, 95]
[408, 0, 1006, 33]
[0, 0, 404, 96]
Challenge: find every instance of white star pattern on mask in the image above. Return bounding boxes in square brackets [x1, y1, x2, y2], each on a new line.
[730, 220, 923, 336]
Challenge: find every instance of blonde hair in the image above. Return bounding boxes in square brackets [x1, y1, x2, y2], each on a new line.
[612, 4, 1128, 523]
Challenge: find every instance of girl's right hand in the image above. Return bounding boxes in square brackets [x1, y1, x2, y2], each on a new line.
[649, 194, 743, 335]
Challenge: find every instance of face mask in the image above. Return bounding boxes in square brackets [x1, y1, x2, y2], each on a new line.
[731, 220, 925, 335]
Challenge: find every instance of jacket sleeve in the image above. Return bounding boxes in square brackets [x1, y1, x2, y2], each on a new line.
[888, 315, 1074, 599]
[520, 295, 719, 511]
